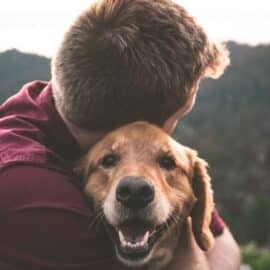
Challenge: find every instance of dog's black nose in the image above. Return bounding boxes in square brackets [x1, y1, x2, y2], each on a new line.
[116, 176, 154, 210]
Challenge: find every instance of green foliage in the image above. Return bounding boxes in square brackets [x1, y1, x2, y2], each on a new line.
[241, 197, 270, 246]
[242, 243, 270, 270]
[218, 197, 270, 247]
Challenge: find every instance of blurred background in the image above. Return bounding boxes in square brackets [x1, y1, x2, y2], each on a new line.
[0, 1, 269, 269]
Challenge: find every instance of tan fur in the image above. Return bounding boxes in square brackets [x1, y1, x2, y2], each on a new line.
[75, 122, 215, 269]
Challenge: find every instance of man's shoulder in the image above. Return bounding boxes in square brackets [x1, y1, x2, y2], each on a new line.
[0, 81, 80, 173]
[0, 164, 127, 270]
[0, 164, 87, 213]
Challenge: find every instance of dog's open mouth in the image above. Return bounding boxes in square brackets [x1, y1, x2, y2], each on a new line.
[106, 217, 174, 262]
[116, 220, 156, 260]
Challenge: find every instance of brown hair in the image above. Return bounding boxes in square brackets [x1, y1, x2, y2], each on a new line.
[52, 0, 229, 131]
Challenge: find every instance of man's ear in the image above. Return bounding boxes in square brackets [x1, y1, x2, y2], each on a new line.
[203, 42, 230, 79]
[191, 157, 215, 251]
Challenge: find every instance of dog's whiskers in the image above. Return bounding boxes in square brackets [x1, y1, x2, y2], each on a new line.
[88, 209, 105, 231]
[172, 213, 183, 234]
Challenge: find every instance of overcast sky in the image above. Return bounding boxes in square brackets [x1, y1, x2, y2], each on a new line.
[0, 0, 269, 57]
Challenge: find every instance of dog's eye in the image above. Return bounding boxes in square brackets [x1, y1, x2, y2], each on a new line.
[101, 154, 119, 168]
[158, 155, 176, 170]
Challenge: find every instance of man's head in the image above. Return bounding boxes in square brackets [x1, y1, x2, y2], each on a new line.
[52, 0, 229, 133]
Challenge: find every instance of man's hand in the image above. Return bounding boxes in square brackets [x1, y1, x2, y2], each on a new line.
[206, 228, 241, 270]
[167, 224, 241, 270]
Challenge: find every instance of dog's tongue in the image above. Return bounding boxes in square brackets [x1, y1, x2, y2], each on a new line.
[119, 220, 153, 243]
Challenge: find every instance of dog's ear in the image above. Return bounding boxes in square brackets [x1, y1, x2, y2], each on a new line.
[73, 154, 93, 183]
[202, 42, 230, 79]
[191, 157, 215, 251]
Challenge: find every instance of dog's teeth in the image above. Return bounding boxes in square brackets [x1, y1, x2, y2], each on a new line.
[127, 242, 139, 248]
[118, 230, 125, 244]
[118, 230, 151, 249]
[142, 231, 150, 245]
[118, 230, 127, 247]
[118, 230, 124, 242]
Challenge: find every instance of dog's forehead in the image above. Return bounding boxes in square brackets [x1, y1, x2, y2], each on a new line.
[95, 122, 189, 156]
[110, 122, 170, 146]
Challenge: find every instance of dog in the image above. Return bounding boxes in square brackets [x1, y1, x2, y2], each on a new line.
[75, 122, 215, 269]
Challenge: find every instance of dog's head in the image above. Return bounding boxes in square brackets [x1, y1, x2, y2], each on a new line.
[75, 122, 214, 267]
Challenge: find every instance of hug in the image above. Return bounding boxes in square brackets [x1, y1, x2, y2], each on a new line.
[0, 0, 240, 269]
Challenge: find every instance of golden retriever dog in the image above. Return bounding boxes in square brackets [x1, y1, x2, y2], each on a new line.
[75, 122, 215, 269]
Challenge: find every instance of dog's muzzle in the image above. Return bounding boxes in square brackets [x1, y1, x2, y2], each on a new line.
[114, 176, 156, 260]
[102, 176, 172, 265]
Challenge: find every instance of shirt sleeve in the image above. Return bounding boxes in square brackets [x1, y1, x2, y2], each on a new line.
[0, 165, 130, 270]
[210, 208, 226, 237]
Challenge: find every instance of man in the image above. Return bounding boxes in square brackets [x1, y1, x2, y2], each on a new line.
[0, 0, 240, 269]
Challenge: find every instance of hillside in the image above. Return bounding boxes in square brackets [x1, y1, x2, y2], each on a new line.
[0, 43, 269, 246]
[0, 49, 50, 102]
[174, 42, 270, 245]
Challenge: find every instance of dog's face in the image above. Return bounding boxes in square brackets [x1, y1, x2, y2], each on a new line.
[76, 122, 214, 268]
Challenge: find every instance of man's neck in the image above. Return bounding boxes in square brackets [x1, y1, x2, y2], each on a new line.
[57, 108, 105, 151]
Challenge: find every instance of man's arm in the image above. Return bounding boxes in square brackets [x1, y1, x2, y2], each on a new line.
[0, 165, 129, 270]
[206, 227, 241, 270]
[168, 223, 241, 270]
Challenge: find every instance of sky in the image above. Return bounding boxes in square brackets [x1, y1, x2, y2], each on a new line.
[0, 0, 269, 57]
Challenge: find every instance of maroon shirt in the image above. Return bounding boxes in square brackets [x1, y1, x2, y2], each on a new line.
[0, 81, 224, 270]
